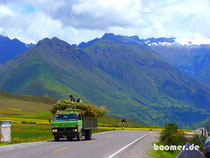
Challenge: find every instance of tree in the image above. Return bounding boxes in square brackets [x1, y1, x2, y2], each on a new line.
[160, 122, 185, 147]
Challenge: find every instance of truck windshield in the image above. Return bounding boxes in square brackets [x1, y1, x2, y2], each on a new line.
[54, 114, 78, 121]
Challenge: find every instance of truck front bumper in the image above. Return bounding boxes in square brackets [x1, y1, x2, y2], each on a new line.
[52, 132, 77, 138]
[52, 128, 78, 138]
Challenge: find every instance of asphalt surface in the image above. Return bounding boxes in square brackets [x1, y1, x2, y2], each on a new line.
[0, 130, 156, 158]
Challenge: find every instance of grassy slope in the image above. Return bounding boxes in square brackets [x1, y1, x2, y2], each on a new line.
[0, 90, 57, 123]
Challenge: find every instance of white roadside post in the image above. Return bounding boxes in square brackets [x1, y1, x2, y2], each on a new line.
[121, 119, 126, 130]
[0, 120, 11, 143]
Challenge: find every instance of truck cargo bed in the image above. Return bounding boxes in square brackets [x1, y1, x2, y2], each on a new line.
[82, 117, 97, 129]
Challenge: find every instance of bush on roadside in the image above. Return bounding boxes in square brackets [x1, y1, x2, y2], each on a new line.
[150, 122, 205, 157]
[160, 122, 186, 147]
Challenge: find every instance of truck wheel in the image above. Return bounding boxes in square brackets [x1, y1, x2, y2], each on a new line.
[77, 132, 82, 141]
[67, 137, 73, 141]
[54, 137, 59, 141]
[85, 130, 92, 140]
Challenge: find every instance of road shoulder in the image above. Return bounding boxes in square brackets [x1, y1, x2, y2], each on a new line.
[118, 131, 159, 158]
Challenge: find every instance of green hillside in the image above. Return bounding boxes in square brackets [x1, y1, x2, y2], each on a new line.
[151, 45, 210, 89]
[0, 36, 209, 127]
[84, 37, 210, 126]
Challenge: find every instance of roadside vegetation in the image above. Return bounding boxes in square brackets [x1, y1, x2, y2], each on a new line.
[149, 122, 205, 158]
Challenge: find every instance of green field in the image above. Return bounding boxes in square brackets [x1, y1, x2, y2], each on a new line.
[11, 124, 53, 144]
[0, 90, 57, 124]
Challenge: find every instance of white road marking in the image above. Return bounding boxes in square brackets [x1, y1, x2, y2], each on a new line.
[106, 131, 152, 158]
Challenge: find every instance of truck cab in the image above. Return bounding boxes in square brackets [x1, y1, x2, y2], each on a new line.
[51, 113, 97, 141]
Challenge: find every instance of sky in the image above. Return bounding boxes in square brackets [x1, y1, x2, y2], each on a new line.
[0, 0, 210, 44]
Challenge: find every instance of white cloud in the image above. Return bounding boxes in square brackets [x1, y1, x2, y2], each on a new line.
[0, 5, 14, 17]
[0, 0, 210, 44]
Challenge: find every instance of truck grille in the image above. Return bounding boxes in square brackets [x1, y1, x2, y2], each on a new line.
[54, 128, 74, 132]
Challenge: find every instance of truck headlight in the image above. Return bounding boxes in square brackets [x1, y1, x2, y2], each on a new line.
[73, 129, 77, 132]
[52, 129, 57, 132]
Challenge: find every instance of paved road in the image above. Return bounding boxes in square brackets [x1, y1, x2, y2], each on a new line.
[0, 130, 157, 158]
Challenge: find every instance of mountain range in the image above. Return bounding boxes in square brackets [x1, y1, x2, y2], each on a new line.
[0, 35, 33, 65]
[0, 33, 209, 127]
[79, 34, 210, 89]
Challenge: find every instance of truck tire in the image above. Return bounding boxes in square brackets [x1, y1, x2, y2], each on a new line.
[77, 132, 82, 141]
[54, 137, 59, 141]
[85, 130, 92, 140]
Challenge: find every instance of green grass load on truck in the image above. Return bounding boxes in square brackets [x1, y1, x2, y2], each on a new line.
[51, 112, 97, 141]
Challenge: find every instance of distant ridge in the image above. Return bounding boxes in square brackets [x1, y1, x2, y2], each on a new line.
[0, 35, 34, 65]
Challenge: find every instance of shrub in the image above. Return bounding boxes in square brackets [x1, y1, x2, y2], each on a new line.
[160, 122, 186, 147]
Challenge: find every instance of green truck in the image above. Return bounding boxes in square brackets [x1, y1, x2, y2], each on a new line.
[51, 112, 97, 141]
